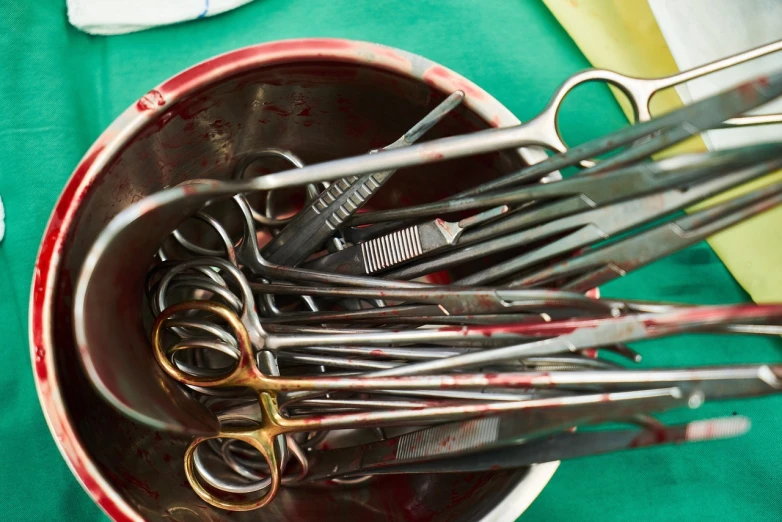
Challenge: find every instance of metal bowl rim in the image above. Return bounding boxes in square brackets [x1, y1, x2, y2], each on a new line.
[28, 37, 556, 522]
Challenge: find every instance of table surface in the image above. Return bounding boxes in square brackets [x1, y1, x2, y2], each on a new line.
[0, 1, 779, 520]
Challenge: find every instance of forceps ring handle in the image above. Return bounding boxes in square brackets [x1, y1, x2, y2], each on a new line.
[546, 38, 782, 140]
[152, 300, 258, 388]
[541, 69, 656, 148]
[528, 69, 642, 169]
[184, 426, 282, 511]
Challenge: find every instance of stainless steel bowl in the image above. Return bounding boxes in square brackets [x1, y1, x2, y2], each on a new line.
[30, 38, 558, 521]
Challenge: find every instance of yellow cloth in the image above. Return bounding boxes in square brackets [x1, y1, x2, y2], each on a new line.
[543, 0, 782, 303]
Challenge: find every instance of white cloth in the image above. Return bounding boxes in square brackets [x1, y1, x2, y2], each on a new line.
[0, 195, 5, 242]
[649, 0, 782, 150]
[66, 0, 255, 35]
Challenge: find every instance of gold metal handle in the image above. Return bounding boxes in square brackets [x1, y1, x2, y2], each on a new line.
[152, 300, 257, 388]
[184, 426, 282, 511]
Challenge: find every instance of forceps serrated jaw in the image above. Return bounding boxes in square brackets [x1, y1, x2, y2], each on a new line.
[309, 205, 508, 275]
[360, 225, 423, 273]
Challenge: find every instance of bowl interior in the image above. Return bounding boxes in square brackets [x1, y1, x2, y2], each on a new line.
[51, 60, 537, 521]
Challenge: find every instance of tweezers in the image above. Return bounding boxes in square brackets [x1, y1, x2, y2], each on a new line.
[259, 91, 464, 266]
[509, 178, 782, 290]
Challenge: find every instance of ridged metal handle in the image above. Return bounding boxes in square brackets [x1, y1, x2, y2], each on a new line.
[685, 417, 750, 442]
[361, 225, 423, 273]
[312, 173, 384, 230]
[395, 417, 500, 460]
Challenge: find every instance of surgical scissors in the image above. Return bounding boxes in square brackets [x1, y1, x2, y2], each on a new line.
[152, 260, 782, 359]
[151, 257, 622, 364]
[166, 373, 687, 509]
[260, 91, 465, 266]
[180, 360, 774, 502]
[154, 302, 711, 510]
[151, 299, 635, 392]
[509, 179, 782, 290]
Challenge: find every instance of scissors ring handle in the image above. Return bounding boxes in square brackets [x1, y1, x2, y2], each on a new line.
[548, 69, 657, 142]
[525, 69, 648, 169]
[185, 427, 282, 511]
[233, 148, 307, 227]
[152, 300, 256, 388]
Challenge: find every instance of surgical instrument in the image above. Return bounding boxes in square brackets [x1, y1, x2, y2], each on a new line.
[181, 387, 688, 510]
[344, 142, 782, 227]
[260, 91, 465, 266]
[368, 305, 782, 377]
[452, 155, 782, 285]
[510, 179, 782, 290]
[305, 205, 509, 274]
[324, 416, 750, 478]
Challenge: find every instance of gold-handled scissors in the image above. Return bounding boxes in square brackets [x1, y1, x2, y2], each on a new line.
[151, 300, 688, 510]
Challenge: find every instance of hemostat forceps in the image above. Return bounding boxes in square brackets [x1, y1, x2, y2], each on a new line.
[510, 179, 782, 290]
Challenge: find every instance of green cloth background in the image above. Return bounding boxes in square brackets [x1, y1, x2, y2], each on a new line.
[0, 1, 779, 520]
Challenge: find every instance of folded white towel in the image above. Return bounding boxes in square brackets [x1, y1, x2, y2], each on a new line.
[649, 0, 782, 151]
[66, 0, 254, 35]
[0, 195, 5, 242]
